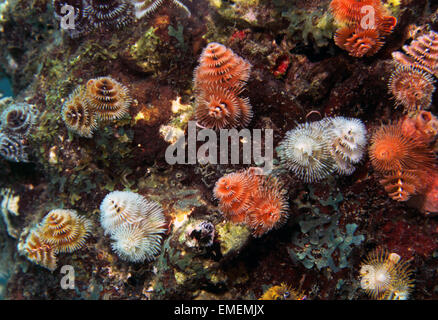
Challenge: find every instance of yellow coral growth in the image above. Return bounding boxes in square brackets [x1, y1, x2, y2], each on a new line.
[259, 283, 306, 300]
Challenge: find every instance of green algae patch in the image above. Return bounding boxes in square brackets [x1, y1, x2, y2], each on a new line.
[217, 221, 251, 257]
[274, 0, 336, 49]
[128, 27, 162, 74]
[207, 0, 277, 28]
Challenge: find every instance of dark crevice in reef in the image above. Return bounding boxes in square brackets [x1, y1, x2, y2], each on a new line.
[290, 42, 337, 63]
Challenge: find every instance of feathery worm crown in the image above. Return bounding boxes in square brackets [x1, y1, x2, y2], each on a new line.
[392, 30, 438, 78]
[110, 219, 164, 262]
[379, 170, 423, 202]
[247, 176, 289, 237]
[214, 168, 289, 237]
[194, 42, 252, 91]
[62, 86, 98, 138]
[214, 170, 253, 208]
[130, 0, 159, 19]
[369, 122, 436, 173]
[85, 0, 133, 29]
[0, 132, 29, 162]
[195, 85, 252, 130]
[359, 248, 414, 300]
[62, 76, 131, 137]
[85, 76, 132, 121]
[0, 102, 38, 137]
[278, 121, 336, 183]
[18, 209, 91, 271]
[369, 120, 437, 202]
[330, 0, 386, 26]
[20, 230, 57, 272]
[259, 283, 306, 300]
[39, 209, 92, 253]
[100, 190, 152, 234]
[130, 0, 191, 20]
[0, 101, 38, 163]
[194, 42, 253, 129]
[325, 116, 368, 173]
[278, 117, 367, 181]
[329, 0, 397, 33]
[330, 0, 397, 57]
[388, 65, 435, 112]
[214, 168, 257, 223]
[100, 191, 167, 262]
[334, 27, 384, 58]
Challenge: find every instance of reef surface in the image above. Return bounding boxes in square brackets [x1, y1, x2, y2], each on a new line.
[0, 0, 437, 300]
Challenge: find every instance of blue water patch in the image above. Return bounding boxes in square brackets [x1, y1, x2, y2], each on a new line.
[0, 77, 13, 97]
[0, 277, 7, 300]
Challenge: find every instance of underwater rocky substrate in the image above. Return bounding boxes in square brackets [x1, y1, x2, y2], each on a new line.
[0, 0, 437, 300]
